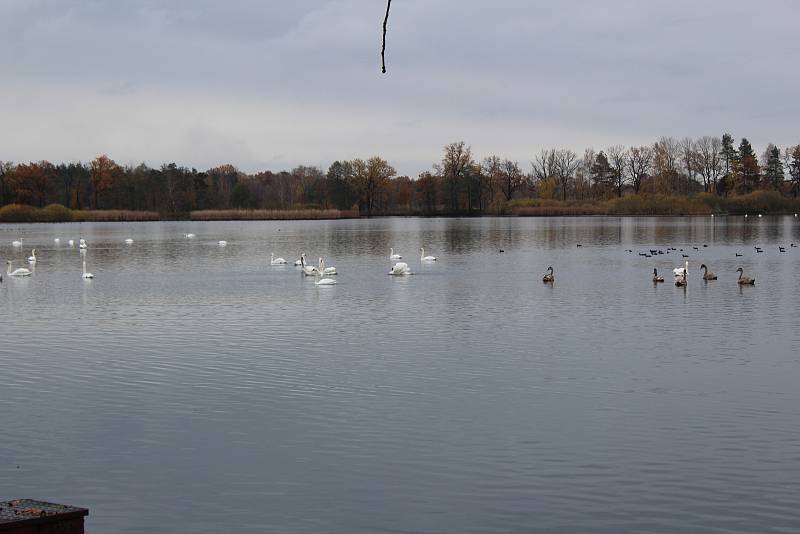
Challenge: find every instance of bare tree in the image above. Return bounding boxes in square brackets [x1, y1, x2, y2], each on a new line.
[680, 137, 696, 194]
[627, 145, 653, 193]
[553, 149, 580, 201]
[480, 155, 501, 207]
[606, 145, 629, 197]
[500, 159, 524, 202]
[693, 136, 723, 193]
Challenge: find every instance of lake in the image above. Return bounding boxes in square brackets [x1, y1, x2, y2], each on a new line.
[1, 216, 799, 533]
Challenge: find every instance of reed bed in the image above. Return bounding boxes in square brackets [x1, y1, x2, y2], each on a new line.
[0, 204, 160, 222]
[72, 210, 160, 222]
[190, 209, 359, 221]
[509, 192, 800, 217]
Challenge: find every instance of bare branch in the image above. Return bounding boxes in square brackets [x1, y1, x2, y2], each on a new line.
[381, 0, 392, 74]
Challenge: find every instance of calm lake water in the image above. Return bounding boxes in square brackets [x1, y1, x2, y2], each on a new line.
[1, 216, 800, 533]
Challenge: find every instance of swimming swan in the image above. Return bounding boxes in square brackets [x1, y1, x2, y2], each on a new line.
[390, 248, 402, 260]
[218, 240, 227, 246]
[125, 238, 134, 244]
[315, 260, 337, 285]
[300, 255, 320, 276]
[736, 267, 755, 285]
[11, 239, 22, 247]
[675, 261, 688, 287]
[82, 257, 94, 279]
[700, 264, 717, 280]
[542, 266, 554, 283]
[27, 249, 37, 264]
[270, 253, 288, 265]
[389, 262, 411, 275]
[318, 257, 337, 275]
[420, 248, 437, 262]
[6, 261, 31, 277]
[79, 238, 87, 249]
[652, 268, 664, 283]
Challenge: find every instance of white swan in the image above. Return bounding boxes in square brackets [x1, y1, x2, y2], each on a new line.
[315, 260, 337, 285]
[300, 255, 320, 276]
[294, 254, 305, 266]
[68, 239, 75, 247]
[11, 239, 22, 247]
[390, 248, 402, 260]
[672, 261, 688, 277]
[218, 240, 227, 246]
[389, 262, 411, 275]
[82, 257, 94, 279]
[420, 247, 437, 262]
[184, 233, 196, 238]
[271, 253, 288, 265]
[318, 257, 337, 275]
[6, 261, 31, 277]
[27, 249, 37, 264]
[54, 238, 60, 244]
[79, 238, 87, 249]
[125, 238, 134, 244]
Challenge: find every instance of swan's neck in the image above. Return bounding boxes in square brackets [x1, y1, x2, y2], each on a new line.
[82, 260, 86, 274]
[420, 248, 424, 258]
[738, 271, 742, 279]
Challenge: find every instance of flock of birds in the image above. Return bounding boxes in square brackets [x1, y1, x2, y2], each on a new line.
[1, 234, 441, 287]
[3, 226, 796, 288]
[4, 237, 95, 282]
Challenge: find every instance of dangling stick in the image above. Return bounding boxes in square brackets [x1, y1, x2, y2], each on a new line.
[381, 0, 392, 73]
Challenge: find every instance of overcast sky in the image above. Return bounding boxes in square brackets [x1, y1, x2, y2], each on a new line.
[1, 0, 798, 176]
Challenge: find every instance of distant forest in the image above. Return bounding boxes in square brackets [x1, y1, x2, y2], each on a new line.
[2, 134, 799, 217]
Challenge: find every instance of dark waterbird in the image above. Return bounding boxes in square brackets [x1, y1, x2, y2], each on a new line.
[542, 266, 554, 283]
[735, 253, 743, 257]
[652, 268, 664, 283]
[700, 264, 717, 280]
[736, 267, 755, 285]
[682, 254, 689, 258]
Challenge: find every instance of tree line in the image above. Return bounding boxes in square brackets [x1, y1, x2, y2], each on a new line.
[2, 134, 799, 216]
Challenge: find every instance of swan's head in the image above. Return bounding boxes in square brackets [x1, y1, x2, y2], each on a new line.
[700, 264, 707, 271]
[653, 268, 658, 274]
[547, 266, 553, 273]
[736, 267, 743, 274]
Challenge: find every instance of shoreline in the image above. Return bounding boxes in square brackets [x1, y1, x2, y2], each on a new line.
[1, 192, 799, 223]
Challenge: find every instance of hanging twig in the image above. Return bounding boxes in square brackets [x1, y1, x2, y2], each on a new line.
[381, 0, 392, 73]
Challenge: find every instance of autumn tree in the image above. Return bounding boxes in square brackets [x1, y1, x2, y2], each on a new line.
[89, 155, 120, 209]
[350, 156, 395, 216]
[653, 137, 681, 194]
[438, 141, 473, 212]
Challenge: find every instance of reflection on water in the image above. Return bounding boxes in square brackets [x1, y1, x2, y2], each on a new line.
[1, 216, 800, 534]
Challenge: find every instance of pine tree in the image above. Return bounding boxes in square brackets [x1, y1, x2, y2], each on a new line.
[762, 144, 784, 191]
[790, 146, 800, 198]
[735, 138, 760, 194]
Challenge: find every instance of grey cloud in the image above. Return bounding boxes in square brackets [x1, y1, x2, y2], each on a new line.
[1, 0, 799, 176]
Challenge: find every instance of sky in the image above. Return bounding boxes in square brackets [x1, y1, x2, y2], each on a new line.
[1, 0, 799, 176]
